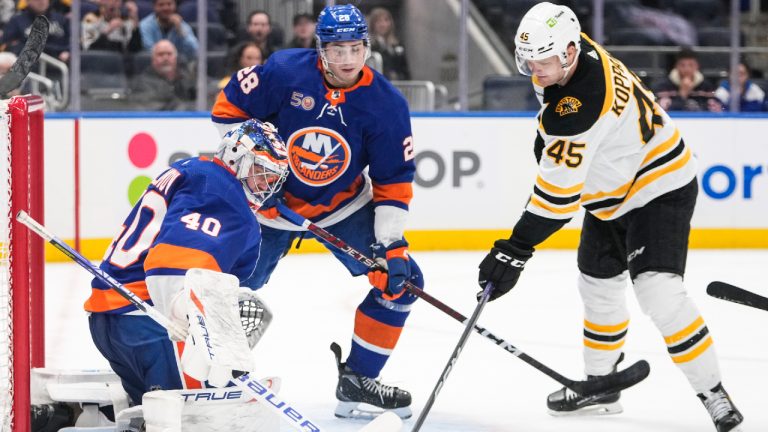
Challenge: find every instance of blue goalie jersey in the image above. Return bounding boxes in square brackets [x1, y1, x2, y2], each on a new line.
[86, 157, 261, 313]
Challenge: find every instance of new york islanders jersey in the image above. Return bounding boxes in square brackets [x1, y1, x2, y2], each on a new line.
[86, 157, 261, 314]
[211, 49, 415, 229]
[527, 34, 697, 224]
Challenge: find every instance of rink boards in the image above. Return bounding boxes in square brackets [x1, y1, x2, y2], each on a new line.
[39, 112, 768, 260]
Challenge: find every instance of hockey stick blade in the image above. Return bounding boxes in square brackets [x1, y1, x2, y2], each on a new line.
[0, 15, 49, 97]
[707, 281, 768, 312]
[358, 411, 403, 432]
[570, 359, 650, 396]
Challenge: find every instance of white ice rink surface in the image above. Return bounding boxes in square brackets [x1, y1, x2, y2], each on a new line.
[45, 249, 768, 431]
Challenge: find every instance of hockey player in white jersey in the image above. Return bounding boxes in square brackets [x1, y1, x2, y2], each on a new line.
[476, 3, 743, 432]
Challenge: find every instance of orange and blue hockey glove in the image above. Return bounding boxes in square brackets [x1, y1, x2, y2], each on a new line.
[368, 239, 410, 300]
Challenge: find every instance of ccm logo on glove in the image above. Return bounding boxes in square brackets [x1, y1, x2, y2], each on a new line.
[494, 251, 527, 268]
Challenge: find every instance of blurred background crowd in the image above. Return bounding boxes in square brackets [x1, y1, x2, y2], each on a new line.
[0, 0, 766, 113]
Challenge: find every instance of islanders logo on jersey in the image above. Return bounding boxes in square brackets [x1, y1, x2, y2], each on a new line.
[287, 127, 351, 186]
[555, 96, 582, 116]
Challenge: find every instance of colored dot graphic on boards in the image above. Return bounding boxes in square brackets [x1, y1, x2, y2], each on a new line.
[127, 132, 157, 206]
[128, 132, 157, 168]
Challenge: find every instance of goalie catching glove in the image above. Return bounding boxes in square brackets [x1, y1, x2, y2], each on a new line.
[478, 239, 533, 301]
[368, 239, 410, 300]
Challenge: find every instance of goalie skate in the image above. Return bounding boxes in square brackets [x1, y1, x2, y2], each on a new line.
[331, 342, 412, 420]
[546, 353, 625, 417]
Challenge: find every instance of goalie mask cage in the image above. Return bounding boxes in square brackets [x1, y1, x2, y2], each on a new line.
[1, 95, 45, 432]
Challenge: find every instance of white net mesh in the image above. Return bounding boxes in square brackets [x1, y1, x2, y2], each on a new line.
[0, 98, 13, 431]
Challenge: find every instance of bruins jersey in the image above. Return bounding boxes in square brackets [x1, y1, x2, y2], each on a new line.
[526, 34, 696, 225]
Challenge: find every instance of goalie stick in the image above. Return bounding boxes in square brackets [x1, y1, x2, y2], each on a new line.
[707, 281, 768, 312]
[411, 282, 493, 432]
[275, 202, 650, 397]
[0, 15, 49, 97]
[15, 210, 402, 432]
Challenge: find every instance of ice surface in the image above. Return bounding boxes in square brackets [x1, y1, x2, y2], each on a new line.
[45, 249, 768, 431]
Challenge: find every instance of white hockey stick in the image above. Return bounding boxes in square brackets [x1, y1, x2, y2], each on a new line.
[410, 282, 493, 431]
[16, 210, 402, 432]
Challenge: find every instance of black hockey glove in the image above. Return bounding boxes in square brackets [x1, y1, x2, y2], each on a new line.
[477, 239, 533, 302]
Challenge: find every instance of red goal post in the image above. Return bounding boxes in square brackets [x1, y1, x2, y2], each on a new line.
[1, 95, 46, 432]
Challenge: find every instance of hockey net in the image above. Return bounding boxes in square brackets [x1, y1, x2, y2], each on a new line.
[0, 95, 46, 432]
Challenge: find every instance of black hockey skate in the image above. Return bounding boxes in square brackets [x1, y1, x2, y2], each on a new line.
[546, 353, 624, 416]
[30, 402, 76, 432]
[697, 383, 744, 432]
[330, 342, 412, 419]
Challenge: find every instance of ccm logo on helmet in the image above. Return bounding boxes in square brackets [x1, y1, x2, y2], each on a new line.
[286, 127, 351, 186]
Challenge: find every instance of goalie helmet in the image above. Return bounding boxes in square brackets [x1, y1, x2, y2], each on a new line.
[217, 120, 289, 209]
[514, 2, 581, 76]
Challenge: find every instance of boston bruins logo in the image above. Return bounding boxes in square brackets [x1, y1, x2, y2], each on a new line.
[555, 96, 582, 116]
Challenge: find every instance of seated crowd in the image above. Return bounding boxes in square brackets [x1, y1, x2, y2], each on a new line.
[0, 0, 763, 112]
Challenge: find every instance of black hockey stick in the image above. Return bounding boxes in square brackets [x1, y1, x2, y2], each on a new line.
[707, 281, 768, 312]
[275, 203, 650, 396]
[411, 282, 493, 432]
[0, 15, 49, 97]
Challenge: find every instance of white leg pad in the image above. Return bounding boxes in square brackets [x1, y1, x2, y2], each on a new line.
[120, 378, 281, 432]
[143, 391, 184, 432]
[31, 368, 131, 428]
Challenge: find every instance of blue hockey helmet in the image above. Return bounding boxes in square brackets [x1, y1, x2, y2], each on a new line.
[315, 4, 368, 44]
[217, 119, 289, 209]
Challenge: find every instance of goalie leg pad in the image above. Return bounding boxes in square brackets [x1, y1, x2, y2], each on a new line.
[633, 271, 722, 393]
[124, 379, 281, 432]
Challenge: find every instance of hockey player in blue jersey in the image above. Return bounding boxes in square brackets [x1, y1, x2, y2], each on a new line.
[85, 119, 289, 406]
[212, 4, 419, 419]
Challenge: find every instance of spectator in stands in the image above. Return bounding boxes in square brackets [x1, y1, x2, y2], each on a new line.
[287, 12, 315, 49]
[241, 10, 280, 60]
[714, 61, 767, 112]
[130, 39, 195, 110]
[218, 41, 263, 89]
[0, 0, 15, 38]
[1, 0, 70, 62]
[367, 7, 411, 80]
[82, 0, 141, 53]
[139, 0, 198, 61]
[653, 48, 721, 112]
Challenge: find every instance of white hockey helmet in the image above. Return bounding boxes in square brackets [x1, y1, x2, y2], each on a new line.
[217, 119, 289, 209]
[514, 2, 581, 76]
